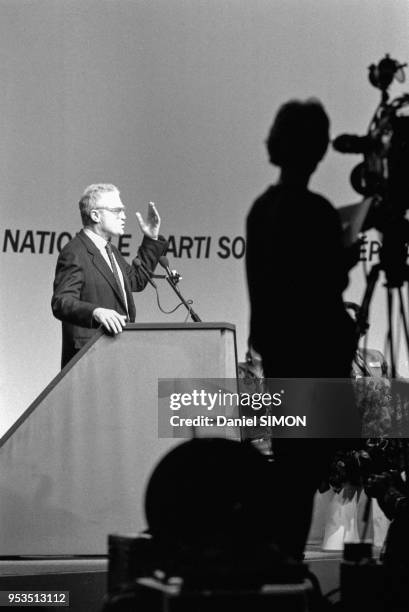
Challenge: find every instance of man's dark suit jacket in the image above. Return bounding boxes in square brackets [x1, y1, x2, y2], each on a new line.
[52, 229, 167, 368]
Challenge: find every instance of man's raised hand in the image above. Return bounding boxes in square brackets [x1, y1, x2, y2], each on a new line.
[135, 201, 161, 240]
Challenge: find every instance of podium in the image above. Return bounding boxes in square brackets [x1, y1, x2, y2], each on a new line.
[0, 323, 237, 556]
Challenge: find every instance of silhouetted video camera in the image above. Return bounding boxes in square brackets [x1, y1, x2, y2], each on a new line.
[334, 55, 409, 288]
[333, 55, 409, 210]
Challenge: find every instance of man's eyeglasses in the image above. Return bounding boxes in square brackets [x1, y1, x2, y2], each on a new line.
[94, 207, 126, 216]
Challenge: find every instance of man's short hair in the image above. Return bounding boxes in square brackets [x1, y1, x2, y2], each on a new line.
[266, 98, 330, 170]
[79, 183, 119, 226]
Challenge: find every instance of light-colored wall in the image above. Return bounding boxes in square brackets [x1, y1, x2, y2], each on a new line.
[1, 0, 409, 435]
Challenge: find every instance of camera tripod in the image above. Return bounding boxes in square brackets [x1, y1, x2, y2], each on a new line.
[356, 218, 409, 519]
[357, 217, 409, 379]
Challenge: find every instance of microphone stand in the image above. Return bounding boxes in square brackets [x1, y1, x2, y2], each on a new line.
[165, 275, 202, 322]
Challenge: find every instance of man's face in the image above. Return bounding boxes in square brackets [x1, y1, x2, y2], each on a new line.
[93, 191, 126, 239]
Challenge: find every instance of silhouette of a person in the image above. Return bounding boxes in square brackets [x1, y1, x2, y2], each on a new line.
[246, 98, 359, 558]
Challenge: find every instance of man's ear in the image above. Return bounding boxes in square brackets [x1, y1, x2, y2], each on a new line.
[89, 209, 100, 223]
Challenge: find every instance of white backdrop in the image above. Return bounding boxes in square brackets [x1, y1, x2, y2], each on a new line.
[1, 0, 409, 436]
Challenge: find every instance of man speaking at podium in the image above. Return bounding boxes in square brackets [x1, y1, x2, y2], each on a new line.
[52, 183, 167, 368]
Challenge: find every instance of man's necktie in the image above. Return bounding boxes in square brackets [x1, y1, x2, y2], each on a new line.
[105, 241, 128, 315]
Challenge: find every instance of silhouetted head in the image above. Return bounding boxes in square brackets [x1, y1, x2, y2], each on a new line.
[266, 98, 330, 175]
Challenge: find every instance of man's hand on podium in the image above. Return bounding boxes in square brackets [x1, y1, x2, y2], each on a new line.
[93, 308, 127, 334]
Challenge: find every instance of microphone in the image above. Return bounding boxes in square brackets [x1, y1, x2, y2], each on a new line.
[134, 257, 157, 289]
[159, 255, 172, 278]
[159, 256, 182, 285]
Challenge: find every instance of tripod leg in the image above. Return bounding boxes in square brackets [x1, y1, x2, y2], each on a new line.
[358, 264, 382, 340]
[386, 288, 396, 378]
[398, 287, 409, 377]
